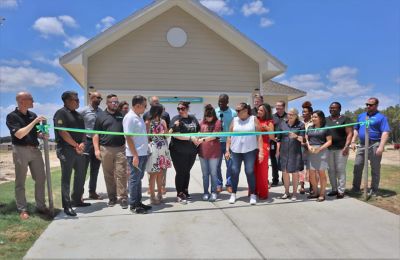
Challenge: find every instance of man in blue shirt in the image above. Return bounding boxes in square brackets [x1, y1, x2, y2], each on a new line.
[350, 97, 390, 196]
[215, 94, 237, 193]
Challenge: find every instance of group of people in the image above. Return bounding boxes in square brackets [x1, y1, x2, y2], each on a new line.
[6, 90, 390, 219]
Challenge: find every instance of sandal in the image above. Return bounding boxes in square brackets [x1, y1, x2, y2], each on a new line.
[317, 196, 326, 202]
[307, 194, 319, 199]
[19, 211, 29, 220]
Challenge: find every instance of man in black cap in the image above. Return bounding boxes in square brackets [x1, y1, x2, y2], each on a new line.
[54, 91, 90, 217]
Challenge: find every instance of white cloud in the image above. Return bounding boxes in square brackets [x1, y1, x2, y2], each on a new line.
[280, 74, 324, 90]
[33, 55, 61, 68]
[0, 0, 18, 8]
[0, 65, 62, 92]
[0, 58, 30, 66]
[58, 15, 78, 28]
[242, 0, 269, 16]
[327, 66, 372, 97]
[200, 0, 234, 16]
[96, 16, 116, 32]
[33, 17, 65, 37]
[260, 17, 274, 28]
[63, 35, 88, 49]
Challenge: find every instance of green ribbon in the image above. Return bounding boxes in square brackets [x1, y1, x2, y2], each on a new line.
[36, 119, 372, 137]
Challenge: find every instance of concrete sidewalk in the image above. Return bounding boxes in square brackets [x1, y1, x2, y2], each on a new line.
[25, 161, 399, 259]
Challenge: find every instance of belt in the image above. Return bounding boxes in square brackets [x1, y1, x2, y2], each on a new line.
[15, 144, 38, 148]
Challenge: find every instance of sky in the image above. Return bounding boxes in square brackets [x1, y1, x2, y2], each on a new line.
[0, 0, 399, 137]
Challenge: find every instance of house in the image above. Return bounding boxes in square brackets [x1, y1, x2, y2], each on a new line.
[60, 0, 305, 118]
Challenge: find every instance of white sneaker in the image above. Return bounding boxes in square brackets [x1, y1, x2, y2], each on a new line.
[202, 194, 209, 201]
[250, 194, 257, 205]
[229, 193, 236, 204]
[209, 193, 217, 202]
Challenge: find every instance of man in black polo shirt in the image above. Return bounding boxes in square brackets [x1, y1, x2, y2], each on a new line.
[6, 92, 49, 220]
[271, 100, 287, 186]
[93, 94, 128, 209]
[326, 102, 353, 199]
[54, 91, 90, 217]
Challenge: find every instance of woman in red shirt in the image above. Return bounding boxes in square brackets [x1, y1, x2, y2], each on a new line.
[254, 103, 274, 200]
[198, 104, 222, 202]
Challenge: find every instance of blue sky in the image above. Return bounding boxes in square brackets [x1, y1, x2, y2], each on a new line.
[0, 0, 399, 137]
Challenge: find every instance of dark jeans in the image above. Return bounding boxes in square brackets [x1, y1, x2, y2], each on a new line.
[230, 149, 257, 194]
[57, 146, 87, 208]
[269, 140, 279, 184]
[217, 142, 232, 187]
[127, 155, 148, 206]
[84, 138, 101, 193]
[170, 149, 197, 195]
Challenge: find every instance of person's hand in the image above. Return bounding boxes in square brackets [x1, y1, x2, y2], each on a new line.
[376, 146, 384, 156]
[75, 143, 85, 154]
[174, 121, 180, 127]
[192, 137, 200, 146]
[342, 146, 350, 156]
[95, 150, 101, 160]
[225, 150, 231, 160]
[132, 155, 139, 168]
[258, 152, 264, 163]
[288, 132, 297, 139]
[35, 116, 47, 124]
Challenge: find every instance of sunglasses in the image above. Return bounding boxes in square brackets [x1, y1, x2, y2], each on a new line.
[177, 107, 187, 111]
[365, 103, 376, 107]
[96, 97, 103, 101]
[235, 108, 245, 113]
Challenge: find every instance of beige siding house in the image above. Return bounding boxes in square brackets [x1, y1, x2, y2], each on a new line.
[60, 0, 305, 118]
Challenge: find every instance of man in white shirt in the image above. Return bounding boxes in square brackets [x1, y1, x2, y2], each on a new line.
[123, 95, 152, 214]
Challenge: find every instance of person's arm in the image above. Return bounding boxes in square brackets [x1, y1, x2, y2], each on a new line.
[342, 126, 353, 156]
[93, 134, 101, 160]
[315, 135, 332, 153]
[13, 115, 47, 140]
[225, 121, 233, 160]
[200, 120, 221, 144]
[350, 129, 359, 151]
[376, 132, 389, 156]
[255, 118, 264, 162]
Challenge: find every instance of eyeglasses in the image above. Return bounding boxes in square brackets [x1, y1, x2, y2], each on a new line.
[96, 97, 103, 101]
[365, 103, 376, 107]
[110, 101, 119, 105]
[177, 107, 186, 111]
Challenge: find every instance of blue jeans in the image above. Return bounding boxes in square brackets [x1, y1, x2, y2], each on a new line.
[127, 155, 148, 206]
[217, 142, 232, 187]
[230, 150, 257, 194]
[199, 157, 219, 194]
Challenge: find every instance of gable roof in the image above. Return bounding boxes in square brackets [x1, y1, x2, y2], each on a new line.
[263, 80, 307, 101]
[60, 0, 286, 87]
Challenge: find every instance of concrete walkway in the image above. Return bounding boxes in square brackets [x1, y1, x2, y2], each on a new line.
[25, 161, 399, 259]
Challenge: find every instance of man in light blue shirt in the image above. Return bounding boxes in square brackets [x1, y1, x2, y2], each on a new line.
[215, 94, 237, 193]
[351, 97, 390, 196]
[123, 95, 151, 214]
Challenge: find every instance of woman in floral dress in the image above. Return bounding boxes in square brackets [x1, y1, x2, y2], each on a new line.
[145, 104, 171, 204]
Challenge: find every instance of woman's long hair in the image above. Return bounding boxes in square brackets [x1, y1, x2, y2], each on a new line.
[203, 104, 218, 124]
[258, 103, 273, 120]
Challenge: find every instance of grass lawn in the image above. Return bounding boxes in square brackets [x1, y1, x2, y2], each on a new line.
[0, 168, 62, 260]
[345, 159, 400, 214]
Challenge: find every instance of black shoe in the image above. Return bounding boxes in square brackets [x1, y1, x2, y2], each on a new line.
[108, 199, 117, 207]
[71, 201, 91, 207]
[139, 202, 152, 210]
[271, 182, 279, 187]
[327, 191, 338, 197]
[336, 193, 345, 199]
[130, 206, 147, 214]
[184, 192, 192, 200]
[120, 199, 128, 209]
[64, 207, 77, 217]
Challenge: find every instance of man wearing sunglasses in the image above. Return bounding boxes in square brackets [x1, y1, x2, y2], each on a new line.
[350, 97, 390, 197]
[79, 92, 103, 200]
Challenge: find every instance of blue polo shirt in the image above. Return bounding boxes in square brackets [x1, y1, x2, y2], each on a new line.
[215, 107, 237, 143]
[355, 111, 390, 144]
